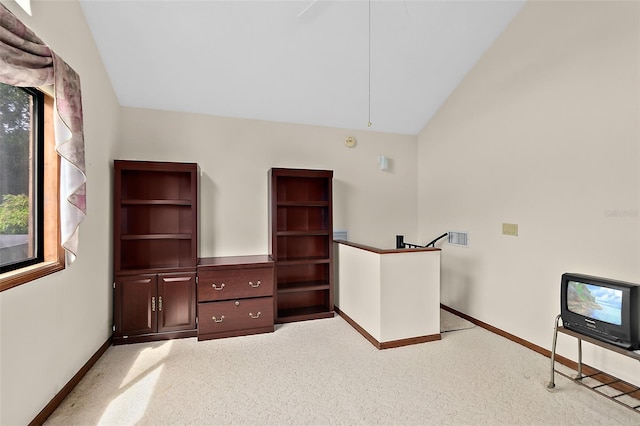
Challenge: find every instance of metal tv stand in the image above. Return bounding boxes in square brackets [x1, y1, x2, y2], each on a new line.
[547, 314, 640, 412]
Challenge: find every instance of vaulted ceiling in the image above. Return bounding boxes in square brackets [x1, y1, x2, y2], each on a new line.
[79, 0, 526, 135]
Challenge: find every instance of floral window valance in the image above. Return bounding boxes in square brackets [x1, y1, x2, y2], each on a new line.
[0, 4, 86, 263]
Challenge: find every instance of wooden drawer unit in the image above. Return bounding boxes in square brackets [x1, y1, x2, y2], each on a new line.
[198, 298, 274, 338]
[197, 255, 275, 341]
[198, 268, 273, 302]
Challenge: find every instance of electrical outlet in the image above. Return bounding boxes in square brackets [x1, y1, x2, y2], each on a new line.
[502, 223, 518, 236]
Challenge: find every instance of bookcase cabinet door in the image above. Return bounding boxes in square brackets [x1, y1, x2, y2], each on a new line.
[114, 272, 197, 342]
[158, 272, 197, 332]
[114, 274, 157, 337]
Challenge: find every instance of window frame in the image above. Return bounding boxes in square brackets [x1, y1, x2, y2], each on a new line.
[0, 89, 64, 291]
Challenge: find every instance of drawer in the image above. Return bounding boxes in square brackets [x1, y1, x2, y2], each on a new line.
[198, 297, 274, 336]
[198, 268, 273, 302]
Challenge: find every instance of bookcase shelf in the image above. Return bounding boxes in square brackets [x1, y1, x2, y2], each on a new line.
[121, 199, 192, 205]
[278, 281, 331, 293]
[276, 306, 334, 322]
[121, 234, 193, 240]
[277, 201, 329, 207]
[276, 230, 330, 237]
[269, 168, 334, 323]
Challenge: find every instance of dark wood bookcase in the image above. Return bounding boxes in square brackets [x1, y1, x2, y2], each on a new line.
[113, 160, 198, 344]
[268, 168, 334, 323]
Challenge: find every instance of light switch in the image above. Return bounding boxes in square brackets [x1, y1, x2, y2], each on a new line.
[502, 223, 518, 236]
[378, 155, 389, 170]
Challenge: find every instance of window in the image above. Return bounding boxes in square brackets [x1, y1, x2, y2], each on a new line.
[0, 85, 44, 271]
[0, 83, 63, 290]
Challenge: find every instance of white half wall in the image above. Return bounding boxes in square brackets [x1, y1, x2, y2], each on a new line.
[379, 250, 440, 342]
[417, 0, 640, 385]
[335, 243, 382, 339]
[335, 242, 440, 344]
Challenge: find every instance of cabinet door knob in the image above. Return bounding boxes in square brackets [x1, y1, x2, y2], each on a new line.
[151, 296, 156, 312]
[212, 283, 225, 290]
[249, 312, 261, 319]
[212, 315, 225, 323]
[249, 280, 261, 288]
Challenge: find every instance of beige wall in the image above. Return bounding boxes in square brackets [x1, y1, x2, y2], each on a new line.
[418, 0, 640, 385]
[0, 1, 120, 424]
[1, 1, 417, 421]
[3, 0, 639, 423]
[118, 108, 419, 254]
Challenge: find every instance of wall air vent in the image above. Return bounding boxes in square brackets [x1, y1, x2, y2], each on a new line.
[333, 230, 348, 241]
[448, 231, 469, 246]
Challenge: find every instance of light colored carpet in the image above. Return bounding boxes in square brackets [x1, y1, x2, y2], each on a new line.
[440, 309, 475, 332]
[45, 314, 638, 425]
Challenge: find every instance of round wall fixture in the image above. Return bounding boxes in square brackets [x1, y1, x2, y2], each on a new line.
[345, 136, 357, 148]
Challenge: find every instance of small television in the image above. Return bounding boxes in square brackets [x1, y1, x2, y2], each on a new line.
[560, 273, 640, 349]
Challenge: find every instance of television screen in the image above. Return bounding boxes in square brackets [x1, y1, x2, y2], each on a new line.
[567, 280, 622, 325]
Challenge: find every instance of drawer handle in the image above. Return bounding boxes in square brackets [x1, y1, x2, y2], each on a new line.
[212, 283, 225, 290]
[212, 315, 225, 323]
[248, 280, 261, 288]
[249, 312, 261, 319]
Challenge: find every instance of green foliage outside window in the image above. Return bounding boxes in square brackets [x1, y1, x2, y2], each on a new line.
[1, 83, 30, 196]
[0, 194, 29, 234]
[1, 83, 30, 236]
